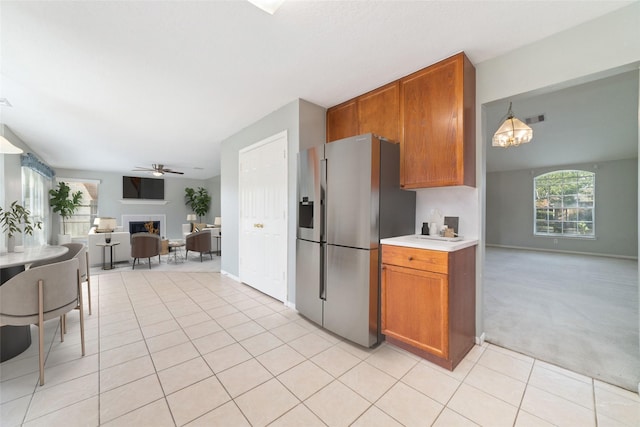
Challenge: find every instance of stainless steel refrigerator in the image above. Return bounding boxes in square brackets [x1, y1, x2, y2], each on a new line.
[296, 133, 416, 347]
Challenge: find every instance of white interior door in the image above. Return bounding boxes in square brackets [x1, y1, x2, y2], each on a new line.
[239, 131, 288, 301]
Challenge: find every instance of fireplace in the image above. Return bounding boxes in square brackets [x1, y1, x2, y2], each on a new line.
[129, 221, 160, 235]
[122, 214, 166, 239]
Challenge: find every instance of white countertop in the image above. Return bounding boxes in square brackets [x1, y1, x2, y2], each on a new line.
[381, 235, 478, 252]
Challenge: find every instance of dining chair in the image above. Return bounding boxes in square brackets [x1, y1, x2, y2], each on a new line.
[0, 258, 85, 386]
[31, 243, 91, 319]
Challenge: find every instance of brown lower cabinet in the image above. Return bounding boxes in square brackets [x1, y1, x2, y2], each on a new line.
[381, 244, 476, 370]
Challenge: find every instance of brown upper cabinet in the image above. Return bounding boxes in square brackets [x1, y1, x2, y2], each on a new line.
[400, 53, 475, 188]
[325, 52, 475, 189]
[357, 82, 400, 143]
[326, 100, 358, 143]
[326, 82, 400, 144]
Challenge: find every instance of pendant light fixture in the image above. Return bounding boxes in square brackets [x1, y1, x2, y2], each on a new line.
[492, 102, 533, 148]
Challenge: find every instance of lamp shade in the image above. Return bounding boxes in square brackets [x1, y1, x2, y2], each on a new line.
[96, 217, 117, 232]
[492, 102, 533, 148]
[214, 217, 221, 226]
[93, 218, 100, 226]
[187, 214, 197, 221]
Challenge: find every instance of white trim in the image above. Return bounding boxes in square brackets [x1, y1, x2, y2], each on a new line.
[475, 332, 486, 346]
[485, 243, 638, 260]
[239, 129, 288, 155]
[120, 200, 168, 205]
[221, 270, 241, 282]
[56, 177, 101, 185]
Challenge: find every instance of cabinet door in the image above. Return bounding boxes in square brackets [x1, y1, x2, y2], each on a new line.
[381, 264, 448, 359]
[327, 100, 358, 143]
[400, 54, 464, 188]
[358, 82, 400, 143]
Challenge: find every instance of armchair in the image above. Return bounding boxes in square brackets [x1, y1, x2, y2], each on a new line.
[185, 230, 213, 262]
[131, 233, 161, 269]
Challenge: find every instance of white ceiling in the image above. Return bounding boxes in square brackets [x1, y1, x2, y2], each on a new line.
[1, 0, 634, 179]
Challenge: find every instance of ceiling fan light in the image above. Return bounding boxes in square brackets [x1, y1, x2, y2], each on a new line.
[152, 171, 163, 177]
[492, 103, 533, 148]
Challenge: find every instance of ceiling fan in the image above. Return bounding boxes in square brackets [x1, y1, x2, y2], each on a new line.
[132, 164, 184, 176]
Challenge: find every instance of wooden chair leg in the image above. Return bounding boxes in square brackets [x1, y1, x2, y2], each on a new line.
[38, 280, 45, 386]
[85, 252, 92, 315]
[86, 279, 92, 315]
[78, 270, 85, 356]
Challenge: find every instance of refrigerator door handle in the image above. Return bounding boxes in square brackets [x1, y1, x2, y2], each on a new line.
[320, 158, 327, 242]
[320, 243, 327, 301]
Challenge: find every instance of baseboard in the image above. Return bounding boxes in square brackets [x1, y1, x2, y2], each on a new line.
[475, 332, 486, 346]
[221, 270, 241, 282]
[486, 244, 637, 260]
[285, 301, 296, 311]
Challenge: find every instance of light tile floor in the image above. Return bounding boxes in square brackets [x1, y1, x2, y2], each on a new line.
[1, 271, 638, 426]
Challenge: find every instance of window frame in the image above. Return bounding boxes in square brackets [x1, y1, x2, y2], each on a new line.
[533, 169, 595, 239]
[55, 177, 100, 239]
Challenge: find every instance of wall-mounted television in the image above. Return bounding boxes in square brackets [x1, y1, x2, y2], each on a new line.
[122, 176, 165, 200]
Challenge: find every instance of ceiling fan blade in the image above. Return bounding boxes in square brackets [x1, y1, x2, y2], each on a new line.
[133, 164, 184, 175]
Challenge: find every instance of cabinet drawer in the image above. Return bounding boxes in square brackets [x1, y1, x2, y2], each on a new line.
[382, 245, 448, 274]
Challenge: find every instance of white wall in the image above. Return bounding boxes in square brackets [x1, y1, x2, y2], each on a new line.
[486, 158, 638, 258]
[474, 2, 640, 337]
[220, 99, 325, 305]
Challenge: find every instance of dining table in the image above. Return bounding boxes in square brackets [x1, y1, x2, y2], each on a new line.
[0, 245, 69, 362]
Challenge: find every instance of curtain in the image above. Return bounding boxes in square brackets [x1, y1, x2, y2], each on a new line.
[21, 166, 51, 246]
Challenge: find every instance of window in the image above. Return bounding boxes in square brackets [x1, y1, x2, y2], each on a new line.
[55, 179, 99, 239]
[22, 167, 50, 246]
[534, 170, 595, 237]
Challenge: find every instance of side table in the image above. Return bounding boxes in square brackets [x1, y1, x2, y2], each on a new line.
[96, 242, 120, 270]
[168, 241, 185, 263]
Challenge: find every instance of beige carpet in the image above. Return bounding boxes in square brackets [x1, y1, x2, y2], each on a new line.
[484, 247, 639, 391]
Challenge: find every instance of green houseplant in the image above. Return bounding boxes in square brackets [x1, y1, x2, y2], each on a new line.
[184, 187, 211, 222]
[0, 201, 42, 252]
[49, 181, 83, 240]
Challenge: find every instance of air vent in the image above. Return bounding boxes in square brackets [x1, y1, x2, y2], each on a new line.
[525, 114, 545, 125]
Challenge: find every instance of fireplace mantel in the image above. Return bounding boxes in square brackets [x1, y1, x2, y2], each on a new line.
[120, 200, 168, 205]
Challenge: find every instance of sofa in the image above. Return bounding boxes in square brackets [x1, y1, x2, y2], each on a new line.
[87, 228, 132, 267]
[182, 223, 221, 254]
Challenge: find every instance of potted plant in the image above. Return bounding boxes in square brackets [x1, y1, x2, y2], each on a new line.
[184, 187, 211, 223]
[0, 201, 42, 252]
[49, 181, 83, 244]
